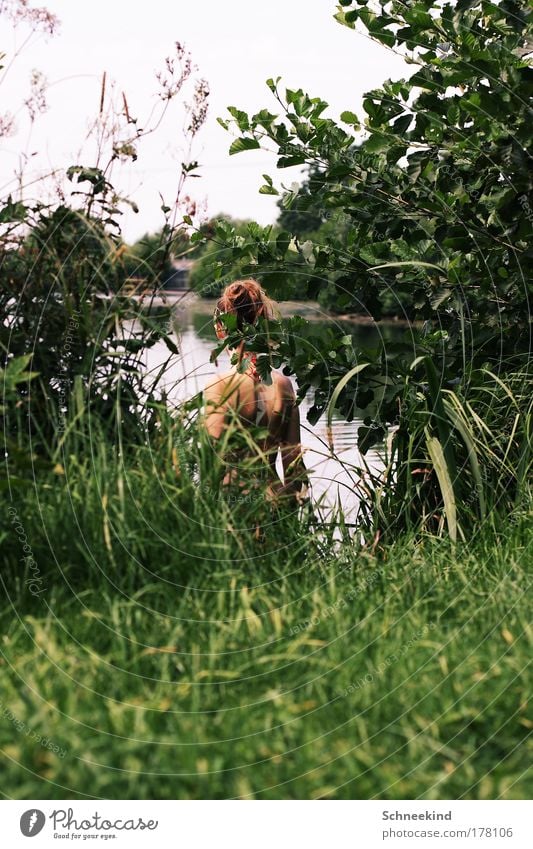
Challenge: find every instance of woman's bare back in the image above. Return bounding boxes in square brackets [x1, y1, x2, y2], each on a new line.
[204, 366, 306, 494]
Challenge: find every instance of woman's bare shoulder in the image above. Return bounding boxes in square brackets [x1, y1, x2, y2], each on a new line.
[204, 370, 243, 401]
[273, 371, 296, 399]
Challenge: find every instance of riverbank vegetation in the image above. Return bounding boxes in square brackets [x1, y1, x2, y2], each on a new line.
[1, 0, 532, 799]
[1, 410, 531, 798]
[195, 0, 533, 540]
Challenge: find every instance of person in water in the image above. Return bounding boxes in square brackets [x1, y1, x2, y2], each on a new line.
[203, 278, 308, 509]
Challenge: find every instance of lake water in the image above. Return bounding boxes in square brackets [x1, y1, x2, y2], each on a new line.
[143, 294, 408, 524]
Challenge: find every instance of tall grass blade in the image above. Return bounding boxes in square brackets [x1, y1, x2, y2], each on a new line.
[444, 393, 486, 520]
[425, 429, 458, 543]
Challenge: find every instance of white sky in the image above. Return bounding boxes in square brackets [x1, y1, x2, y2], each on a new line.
[1, 0, 407, 242]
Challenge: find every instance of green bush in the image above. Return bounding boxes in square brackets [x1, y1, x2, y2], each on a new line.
[190, 0, 532, 537]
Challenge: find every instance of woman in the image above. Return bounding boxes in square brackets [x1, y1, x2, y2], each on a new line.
[203, 279, 308, 510]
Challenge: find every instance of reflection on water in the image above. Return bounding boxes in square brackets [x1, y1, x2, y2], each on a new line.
[143, 296, 410, 523]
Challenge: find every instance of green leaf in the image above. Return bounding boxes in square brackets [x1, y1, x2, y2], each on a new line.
[392, 114, 413, 134]
[266, 76, 281, 92]
[409, 71, 441, 92]
[429, 288, 452, 309]
[259, 176, 279, 195]
[358, 423, 386, 454]
[0, 197, 28, 223]
[229, 137, 261, 155]
[66, 165, 106, 192]
[327, 363, 370, 447]
[364, 133, 391, 153]
[369, 25, 396, 48]
[277, 154, 307, 167]
[340, 110, 361, 129]
[227, 106, 250, 131]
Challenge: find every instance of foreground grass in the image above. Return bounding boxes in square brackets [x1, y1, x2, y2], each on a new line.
[1, 431, 531, 799]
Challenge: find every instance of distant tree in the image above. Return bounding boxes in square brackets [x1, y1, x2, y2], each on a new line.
[124, 228, 192, 290]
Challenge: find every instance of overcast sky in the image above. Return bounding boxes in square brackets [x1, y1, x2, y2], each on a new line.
[1, 0, 407, 242]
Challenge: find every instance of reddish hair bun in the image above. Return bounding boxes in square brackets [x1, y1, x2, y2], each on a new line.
[214, 279, 275, 330]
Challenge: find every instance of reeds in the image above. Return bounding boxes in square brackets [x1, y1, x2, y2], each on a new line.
[346, 363, 533, 543]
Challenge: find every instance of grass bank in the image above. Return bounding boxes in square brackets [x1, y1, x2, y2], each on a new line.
[1, 424, 531, 799]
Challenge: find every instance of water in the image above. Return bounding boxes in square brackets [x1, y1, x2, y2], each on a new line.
[143, 294, 407, 524]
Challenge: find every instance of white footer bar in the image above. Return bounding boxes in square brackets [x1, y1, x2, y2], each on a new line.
[2, 800, 531, 848]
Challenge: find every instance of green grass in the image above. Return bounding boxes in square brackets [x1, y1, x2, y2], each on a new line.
[1, 421, 531, 799]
